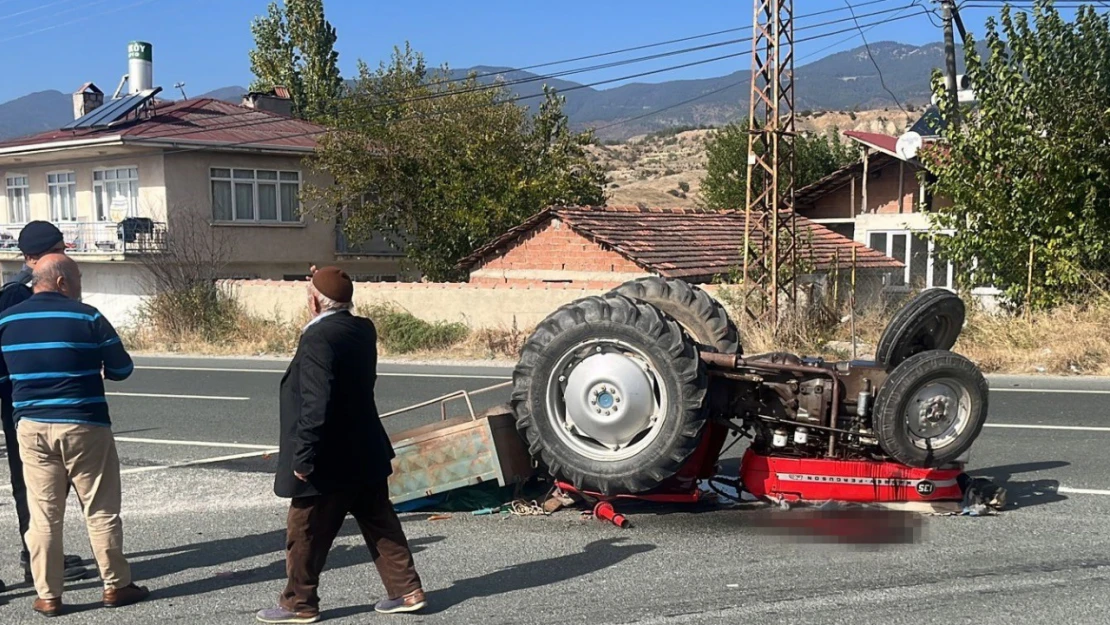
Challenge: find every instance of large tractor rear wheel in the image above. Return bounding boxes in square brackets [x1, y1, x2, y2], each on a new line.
[611, 276, 741, 354]
[510, 293, 709, 495]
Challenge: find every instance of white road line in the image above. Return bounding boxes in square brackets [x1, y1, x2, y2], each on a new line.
[106, 392, 250, 401]
[986, 423, 1110, 433]
[991, 388, 1110, 395]
[134, 365, 509, 380]
[1058, 487, 1110, 496]
[114, 437, 276, 450]
[120, 449, 278, 476]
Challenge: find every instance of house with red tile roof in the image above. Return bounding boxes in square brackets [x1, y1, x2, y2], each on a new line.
[793, 126, 959, 295]
[458, 205, 902, 306]
[0, 84, 408, 325]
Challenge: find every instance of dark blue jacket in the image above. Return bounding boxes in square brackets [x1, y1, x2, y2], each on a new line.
[0, 266, 32, 424]
[0, 292, 133, 426]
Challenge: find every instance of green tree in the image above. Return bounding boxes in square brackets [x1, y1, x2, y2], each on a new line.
[302, 44, 607, 280]
[920, 1, 1110, 310]
[700, 121, 856, 210]
[248, 0, 342, 121]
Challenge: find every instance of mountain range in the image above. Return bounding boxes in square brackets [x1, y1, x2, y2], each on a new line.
[0, 41, 971, 143]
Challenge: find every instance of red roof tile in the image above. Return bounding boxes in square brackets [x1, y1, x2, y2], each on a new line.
[459, 205, 903, 281]
[0, 98, 324, 152]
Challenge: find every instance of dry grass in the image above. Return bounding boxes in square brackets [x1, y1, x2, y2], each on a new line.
[954, 295, 1110, 376]
[121, 306, 531, 363]
[718, 287, 1110, 377]
[122, 285, 1110, 376]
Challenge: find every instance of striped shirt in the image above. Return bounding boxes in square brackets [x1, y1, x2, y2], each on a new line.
[0, 292, 133, 426]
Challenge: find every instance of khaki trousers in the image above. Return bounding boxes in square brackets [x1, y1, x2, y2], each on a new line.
[17, 419, 131, 599]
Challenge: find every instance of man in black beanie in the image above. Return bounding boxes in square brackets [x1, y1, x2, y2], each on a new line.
[0, 221, 89, 592]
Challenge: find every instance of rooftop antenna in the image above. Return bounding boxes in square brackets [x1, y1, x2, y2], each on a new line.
[174, 82, 187, 99]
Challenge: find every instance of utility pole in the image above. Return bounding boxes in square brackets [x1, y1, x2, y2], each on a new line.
[940, 0, 960, 129]
[741, 0, 796, 331]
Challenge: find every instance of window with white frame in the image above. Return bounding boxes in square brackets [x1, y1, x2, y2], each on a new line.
[867, 229, 954, 291]
[94, 166, 139, 221]
[209, 168, 301, 223]
[5, 175, 29, 223]
[47, 172, 77, 222]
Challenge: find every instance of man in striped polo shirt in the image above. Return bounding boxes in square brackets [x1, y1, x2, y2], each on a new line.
[0, 254, 149, 617]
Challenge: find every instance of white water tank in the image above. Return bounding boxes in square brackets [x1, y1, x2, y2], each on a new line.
[128, 41, 153, 94]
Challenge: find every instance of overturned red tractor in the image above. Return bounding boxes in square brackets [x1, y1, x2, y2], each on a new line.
[508, 277, 987, 502]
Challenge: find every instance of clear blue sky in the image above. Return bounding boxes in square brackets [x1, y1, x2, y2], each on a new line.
[0, 0, 1099, 103]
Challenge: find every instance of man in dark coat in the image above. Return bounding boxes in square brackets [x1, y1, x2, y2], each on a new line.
[256, 267, 425, 624]
[0, 222, 89, 594]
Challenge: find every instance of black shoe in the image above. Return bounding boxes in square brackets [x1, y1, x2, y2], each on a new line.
[21, 555, 90, 584]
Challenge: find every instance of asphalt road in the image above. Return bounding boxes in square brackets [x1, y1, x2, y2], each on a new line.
[0, 355, 1107, 624]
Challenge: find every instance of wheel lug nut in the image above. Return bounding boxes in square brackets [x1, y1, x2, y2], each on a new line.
[604, 411, 611, 416]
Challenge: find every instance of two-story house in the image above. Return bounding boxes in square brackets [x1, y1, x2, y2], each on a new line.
[0, 82, 408, 325]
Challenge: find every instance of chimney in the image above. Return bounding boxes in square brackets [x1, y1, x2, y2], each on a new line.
[73, 83, 104, 119]
[241, 86, 293, 117]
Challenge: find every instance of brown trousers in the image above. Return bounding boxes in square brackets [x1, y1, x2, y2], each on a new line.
[280, 481, 421, 614]
[17, 420, 131, 599]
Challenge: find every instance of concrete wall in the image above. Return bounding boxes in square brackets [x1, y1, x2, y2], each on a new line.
[0, 148, 167, 223]
[226, 279, 630, 329]
[470, 217, 649, 285]
[0, 259, 148, 327]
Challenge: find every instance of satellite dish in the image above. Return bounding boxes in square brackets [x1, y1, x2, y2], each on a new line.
[896, 131, 923, 160]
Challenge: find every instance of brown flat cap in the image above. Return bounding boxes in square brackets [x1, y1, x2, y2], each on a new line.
[311, 266, 353, 303]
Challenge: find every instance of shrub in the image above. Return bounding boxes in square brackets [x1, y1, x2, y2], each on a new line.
[137, 282, 239, 342]
[360, 303, 469, 353]
[678, 181, 691, 192]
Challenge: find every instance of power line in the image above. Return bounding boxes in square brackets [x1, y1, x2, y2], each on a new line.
[147, 2, 926, 142]
[3, 0, 120, 30]
[0, 0, 78, 22]
[0, 0, 166, 44]
[325, 2, 915, 114]
[443, 0, 898, 87]
[589, 81, 746, 134]
[591, 2, 928, 135]
[154, 7, 929, 154]
[843, 0, 910, 114]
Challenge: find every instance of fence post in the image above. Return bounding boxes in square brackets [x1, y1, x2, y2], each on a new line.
[850, 246, 857, 360]
[1024, 241, 1035, 320]
[833, 249, 840, 311]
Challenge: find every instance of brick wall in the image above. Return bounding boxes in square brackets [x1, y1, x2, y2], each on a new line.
[470, 217, 649, 285]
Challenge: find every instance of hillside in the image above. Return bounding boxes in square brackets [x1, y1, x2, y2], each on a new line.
[0, 41, 963, 141]
[591, 108, 914, 209]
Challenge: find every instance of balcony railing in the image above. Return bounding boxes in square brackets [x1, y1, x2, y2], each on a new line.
[0, 219, 168, 255]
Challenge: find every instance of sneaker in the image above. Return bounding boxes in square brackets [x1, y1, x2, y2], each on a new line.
[255, 607, 321, 624]
[102, 583, 150, 608]
[374, 589, 427, 614]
